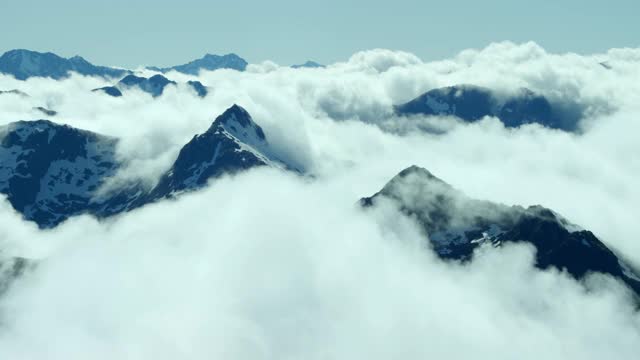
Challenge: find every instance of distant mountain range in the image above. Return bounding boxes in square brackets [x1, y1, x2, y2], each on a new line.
[93, 74, 208, 98]
[361, 166, 640, 297]
[0, 49, 583, 132]
[0, 49, 129, 80]
[0, 49, 248, 80]
[147, 53, 248, 74]
[0, 105, 294, 227]
[291, 61, 324, 69]
[395, 85, 582, 132]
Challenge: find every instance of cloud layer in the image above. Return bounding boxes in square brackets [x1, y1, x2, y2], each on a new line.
[1, 42, 640, 358]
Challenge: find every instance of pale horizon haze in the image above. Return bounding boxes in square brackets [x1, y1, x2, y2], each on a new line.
[1, 0, 638, 67]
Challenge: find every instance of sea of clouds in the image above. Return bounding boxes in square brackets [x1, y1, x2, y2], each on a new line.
[0, 41, 639, 358]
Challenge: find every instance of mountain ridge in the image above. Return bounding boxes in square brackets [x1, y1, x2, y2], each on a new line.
[0, 105, 289, 227]
[147, 53, 248, 75]
[0, 49, 129, 80]
[395, 85, 581, 131]
[361, 165, 640, 296]
[93, 74, 208, 98]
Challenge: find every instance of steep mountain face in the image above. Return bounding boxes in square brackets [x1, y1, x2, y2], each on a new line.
[0, 49, 129, 80]
[361, 166, 640, 295]
[395, 85, 576, 131]
[146, 104, 290, 201]
[94, 76, 207, 98]
[0, 120, 119, 227]
[148, 53, 248, 75]
[0, 105, 288, 227]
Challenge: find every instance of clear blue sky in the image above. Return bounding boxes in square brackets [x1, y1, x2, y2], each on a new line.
[1, 0, 638, 68]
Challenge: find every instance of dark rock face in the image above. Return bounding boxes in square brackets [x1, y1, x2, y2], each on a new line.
[187, 80, 208, 97]
[0, 105, 290, 227]
[92, 86, 123, 97]
[0, 120, 119, 227]
[395, 85, 578, 131]
[396, 86, 495, 121]
[97, 75, 206, 98]
[498, 89, 553, 127]
[145, 105, 276, 201]
[0, 49, 129, 80]
[361, 166, 640, 295]
[148, 53, 248, 75]
[117, 74, 176, 97]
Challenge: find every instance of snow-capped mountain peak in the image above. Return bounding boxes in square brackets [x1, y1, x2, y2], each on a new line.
[361, 166, 640, 296]
[211, 104, 267, 146]
[147, 105, 288, 199]
[0, 106, 299, 227]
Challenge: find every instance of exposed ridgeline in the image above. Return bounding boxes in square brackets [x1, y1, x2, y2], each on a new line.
[395, 85, 583, 132]
[147, 53, 248, 75]
[291, 61, 324, 69]
[0, 49, 129, 80]
[0, 105, 295, 227]
[361, 166, 640, 297]
[93, 74, 208, 98]
[0, 49, 243, 82]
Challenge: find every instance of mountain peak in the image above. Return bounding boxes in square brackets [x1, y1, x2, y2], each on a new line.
[382, 165, 453, 195]
[148, 53, 248, 75]
[361, 166, 457, 210]
[210, 104, 266, 142]
[2, 49, 53, 58]
[361, 168, 640, 295]
[291, 60, 324, 69]
[204, 53, 242, 60]
[0, 110, 286, 228]
[395, 165, 439, 180]
[69, 55, 89, 64]
[118, 74, 145, 85]
[148, 74, 172, 85]
[144, 106, 284, 200]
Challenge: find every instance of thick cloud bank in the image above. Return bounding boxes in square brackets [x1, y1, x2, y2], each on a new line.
[1, 42, 640, 358]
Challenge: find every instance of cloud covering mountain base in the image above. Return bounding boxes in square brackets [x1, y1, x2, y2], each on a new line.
[1, 169, 639, 359]
[1, 42, 640, 358]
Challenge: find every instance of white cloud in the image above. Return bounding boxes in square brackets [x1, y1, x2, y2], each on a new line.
[0, 169, 639, 359]
[1, 42, 640, 358]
